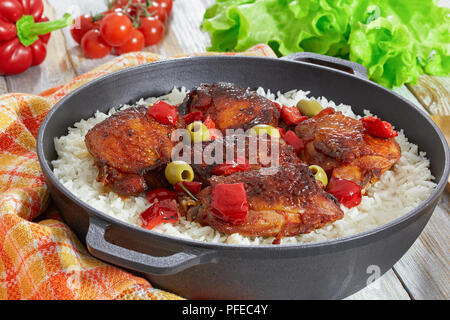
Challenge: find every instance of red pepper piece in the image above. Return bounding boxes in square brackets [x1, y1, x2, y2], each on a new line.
[0, 1, 73, 75]
[203, 115, 215, 129]
[183, 111, 204, 125]
[203, 115, 222, 140]
[277, 127, 286, 137]
[174, 181, 202, 195]
[211, 183, 248, 225]
[327, 178, 362, 209]
[141, 198, 178, 230]
[148, 100, 178, 127]
[211, 157, 251, 176]
[361, 116, 398, 138]
[281, 105, 309, 126]
[146, 188, 177, 203]
[282, 130, 305, 154]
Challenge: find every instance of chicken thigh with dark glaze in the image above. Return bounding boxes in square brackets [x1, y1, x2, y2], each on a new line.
[186, 162, 344, 240]
[295, 107, 401, 192]
[85, 106, 179, 197]
[178, 82, 280, 133]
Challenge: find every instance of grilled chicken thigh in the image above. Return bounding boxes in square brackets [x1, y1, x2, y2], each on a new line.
[295, 108, 401, 192]
[186, 163, 344, 239]
[178, 82, 280, 132]
[85, 106, 178, 197]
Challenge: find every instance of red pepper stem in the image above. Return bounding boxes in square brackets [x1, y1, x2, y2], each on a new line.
[16, 13, 74, 47]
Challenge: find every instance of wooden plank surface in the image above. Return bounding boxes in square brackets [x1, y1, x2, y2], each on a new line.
[392, 204, 450, 300]
[0, 78, 8, 95]
[407, 76, 450, 115]
[346, 270, 410, 300]
[0, 0, 448, 300]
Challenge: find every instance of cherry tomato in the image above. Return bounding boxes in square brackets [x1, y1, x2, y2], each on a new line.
[115, 28, 145, 55]
[70, 14, 98, 44]
[155, 0, 173, 15]
[138, 16, 165, 46]
[100, 12, 133, 47]
[81, 29, 112, 59]
[147, 1, 168, 24]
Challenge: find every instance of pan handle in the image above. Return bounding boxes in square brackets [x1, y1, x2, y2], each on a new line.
[86, 216, 217, 275]
[282, 52, 367, 80]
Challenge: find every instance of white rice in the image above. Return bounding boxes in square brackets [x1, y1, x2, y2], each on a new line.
[52, 87, 436, 245]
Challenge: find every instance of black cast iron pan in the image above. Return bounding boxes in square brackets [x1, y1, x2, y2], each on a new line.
[37, 52, 450, 299]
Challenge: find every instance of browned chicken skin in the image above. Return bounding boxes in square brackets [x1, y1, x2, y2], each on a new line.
[178, 82, 280, 132]
[85, 106, 178, 197]
[295, 108, 401, 192]
[187, 163, 344, 239]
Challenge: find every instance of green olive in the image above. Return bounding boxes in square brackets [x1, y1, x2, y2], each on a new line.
[165, 161, 195, 185]
[249, 124, 280, 139]
[296, 99, 323, 117]
[309, 165, 328, 188]
[186, 121, 210, 142]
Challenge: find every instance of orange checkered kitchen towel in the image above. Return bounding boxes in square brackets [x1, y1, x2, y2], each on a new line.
[0, 45, 277, 300]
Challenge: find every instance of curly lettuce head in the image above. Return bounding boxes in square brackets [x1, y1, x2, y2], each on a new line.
[202, 0, 450, 89]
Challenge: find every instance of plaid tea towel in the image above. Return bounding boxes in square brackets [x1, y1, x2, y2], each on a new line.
[0, 45, 277, 300]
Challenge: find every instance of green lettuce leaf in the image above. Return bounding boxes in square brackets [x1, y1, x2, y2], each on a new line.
[201, 0, 450, 88]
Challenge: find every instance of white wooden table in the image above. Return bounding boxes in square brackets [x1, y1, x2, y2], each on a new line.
[1, 0, 448, 300]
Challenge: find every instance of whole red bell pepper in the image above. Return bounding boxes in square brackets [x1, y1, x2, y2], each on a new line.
[0, 0, 74, 75]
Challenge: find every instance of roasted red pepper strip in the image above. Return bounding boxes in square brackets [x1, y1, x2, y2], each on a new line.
[141, 198, 178, 230]
[174, 181, 202, 195]
[182, 111, 204, 125]
[211, 183, 248, 225]
[203, 115, 215, 129]
[211, 157, 251, 176]
[148, 100, 178, 126]
[146, 188, 177, 203]
[141, 188, 178, 230]
[280, 105, 309, 126]
[327, 178, 362, 209]
[203, 115, 222, 140]
[361, 116, 398, 138]
[282, 130, 305, 154]
[0, 0, 73, 75]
